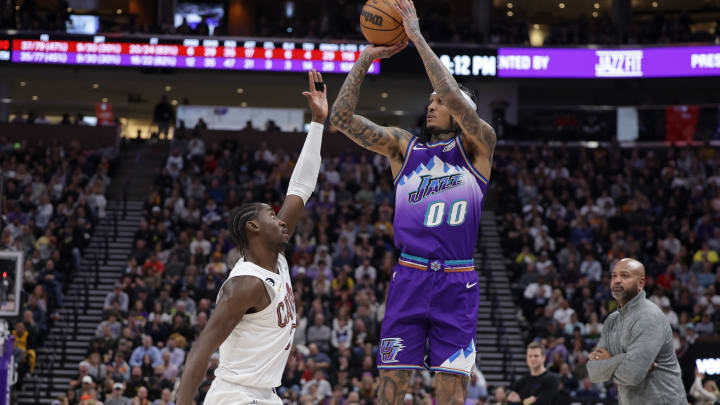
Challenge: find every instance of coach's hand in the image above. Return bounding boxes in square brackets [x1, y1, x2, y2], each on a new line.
[361, 41, 407, 61]
[302, 69, 328, 124]
[590, 347, 611, 361]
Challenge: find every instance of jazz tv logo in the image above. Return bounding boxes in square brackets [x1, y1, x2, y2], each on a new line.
[379, 338, 405, 363]
[595, 50, 643, 78]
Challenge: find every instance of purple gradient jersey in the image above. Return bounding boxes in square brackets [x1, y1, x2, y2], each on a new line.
[393, 135, 488, 260]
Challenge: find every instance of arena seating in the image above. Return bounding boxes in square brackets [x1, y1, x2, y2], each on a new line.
[3, 130, 705, 404]
[2, 141, 115, 394]
[494, 145, 720, 402]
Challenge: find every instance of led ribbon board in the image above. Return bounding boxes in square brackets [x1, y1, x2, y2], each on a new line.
[498, 46, 720, 78]
[7, 34, 380, 74]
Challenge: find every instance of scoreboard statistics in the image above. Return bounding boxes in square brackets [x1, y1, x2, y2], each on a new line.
[2, 32, 720, 79]
[2, 33, 380, 74]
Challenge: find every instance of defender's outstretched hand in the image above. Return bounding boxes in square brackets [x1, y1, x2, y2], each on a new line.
[302, 69, 328, 123]
[394, 0, 422, 41]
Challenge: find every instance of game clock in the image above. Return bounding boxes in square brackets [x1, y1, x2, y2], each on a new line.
[439, 52, 497, 77]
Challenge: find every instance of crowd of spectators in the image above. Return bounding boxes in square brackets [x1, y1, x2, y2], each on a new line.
[19, 133, 717, 404]
[494, 145, 720, 403]
[1, 0, 719, 46]
[1, 140, 114, 394]
[61, 134, 495, 405]
[494, 12, 720, 46]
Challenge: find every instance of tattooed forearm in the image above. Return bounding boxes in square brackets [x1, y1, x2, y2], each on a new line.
[377, 370, 412, 405]
[329, 53, 373, 132]
[329, 54, 410, 158]
[413, 37, 460, 106]
[479, 121, 497, 165]
[413, 34, 497, 161]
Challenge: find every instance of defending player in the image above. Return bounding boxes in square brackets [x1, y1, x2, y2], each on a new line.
[176, 70, 327, 405]
[328, 0, 496, 403]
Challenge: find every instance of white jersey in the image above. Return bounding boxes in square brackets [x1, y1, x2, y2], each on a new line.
[213, 254, 296, 388]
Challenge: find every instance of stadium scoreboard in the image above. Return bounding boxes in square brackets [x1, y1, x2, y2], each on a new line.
[1, 33, 380, 74]
[2, 32, 720, 79]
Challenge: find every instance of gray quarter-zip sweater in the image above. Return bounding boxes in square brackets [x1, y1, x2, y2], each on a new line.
[586, 290, 686, 405]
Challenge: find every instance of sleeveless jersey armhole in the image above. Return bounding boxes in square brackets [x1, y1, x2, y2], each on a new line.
[216, 273, 278, 317]
[456, 136, 489, 186]
[393, 136, 418, 187]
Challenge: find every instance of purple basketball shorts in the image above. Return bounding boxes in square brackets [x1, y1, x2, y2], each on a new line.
[377, 255, 479, 376]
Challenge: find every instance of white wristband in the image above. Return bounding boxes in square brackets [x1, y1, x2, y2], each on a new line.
[287, 122, 323, 205]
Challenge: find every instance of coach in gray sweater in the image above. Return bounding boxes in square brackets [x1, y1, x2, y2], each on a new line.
[587, 258, 686, 404]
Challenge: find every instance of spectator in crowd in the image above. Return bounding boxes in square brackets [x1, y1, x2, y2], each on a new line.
[507, 342, 559, 405]
[690, 368, 720, 405]
[106, 382, 132, 405]
[574, 377, 601, 400]
[153, 95, 174, 140]
[307, 313, 332, 354]
[467, 369, 489, 401]
[130, 335, 162, 368]
[160, 337, 185, 369]
[105, 282, 130, 313]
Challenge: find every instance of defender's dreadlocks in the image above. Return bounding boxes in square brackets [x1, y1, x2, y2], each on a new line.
[229, 203, 263, 254]
[420, 84, 478, 144]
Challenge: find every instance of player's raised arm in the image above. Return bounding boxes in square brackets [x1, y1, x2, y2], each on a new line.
[329, 43, 413, 162]
[395, 0, 496, 170]
[176, 276, 267, 405]
[277, 70, 327, 236]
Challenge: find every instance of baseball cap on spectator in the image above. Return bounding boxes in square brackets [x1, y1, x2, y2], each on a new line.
[79, 361, 90, 370]
[82, 376, 93, 384]
[659, 296, 671, 308]
[113, 382, 124, 390]
[297, 268, 306, 275]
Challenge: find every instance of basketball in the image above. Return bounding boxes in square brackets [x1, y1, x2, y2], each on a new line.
[360, 0, 408, 46]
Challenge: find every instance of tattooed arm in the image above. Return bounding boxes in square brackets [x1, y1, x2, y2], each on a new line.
[395, 0, 496, 176]
[329, 43, 413, 167]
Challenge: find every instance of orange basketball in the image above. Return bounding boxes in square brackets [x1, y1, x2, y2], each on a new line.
[360, 0, 408, 46]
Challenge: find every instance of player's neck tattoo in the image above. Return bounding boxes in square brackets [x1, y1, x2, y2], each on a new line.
[427, 128, 457, 144]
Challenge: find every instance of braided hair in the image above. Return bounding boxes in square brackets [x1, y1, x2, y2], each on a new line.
[229, 203, 263, 255]
[419, 84, 478, 144]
